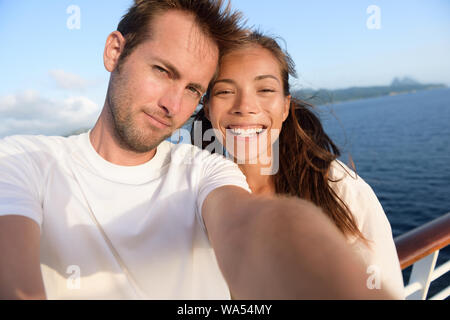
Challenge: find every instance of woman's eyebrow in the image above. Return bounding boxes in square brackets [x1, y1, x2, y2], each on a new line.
[213, 75, 280, 86]
[255, 75, 280, 83]
[213, 79, 236, 86]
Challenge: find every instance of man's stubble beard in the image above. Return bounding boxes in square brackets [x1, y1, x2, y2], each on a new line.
[107, 80, 172, 154]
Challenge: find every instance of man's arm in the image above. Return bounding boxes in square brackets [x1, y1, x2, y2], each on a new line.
[203, 186, 395, 299]
[0, 215, 46, 300]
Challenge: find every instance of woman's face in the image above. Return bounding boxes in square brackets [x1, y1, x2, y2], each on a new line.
[206, 45, 291, 163]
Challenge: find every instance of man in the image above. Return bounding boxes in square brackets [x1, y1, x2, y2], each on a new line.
[0, 0, 394, 299]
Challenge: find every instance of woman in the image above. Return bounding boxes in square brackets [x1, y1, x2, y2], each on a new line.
[191, 31, 405, 299]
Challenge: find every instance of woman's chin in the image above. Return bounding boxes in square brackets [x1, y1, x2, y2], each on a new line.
[219, 129, 278, 164]
[227, 148, 270, 165]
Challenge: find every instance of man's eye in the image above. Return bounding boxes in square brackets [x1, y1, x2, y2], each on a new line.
[154, 66, 169, 75]
[187, 86, 201, 98]
[259, 88, 276, 93]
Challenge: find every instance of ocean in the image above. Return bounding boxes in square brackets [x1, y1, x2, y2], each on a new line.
[318, 87, 450, 298]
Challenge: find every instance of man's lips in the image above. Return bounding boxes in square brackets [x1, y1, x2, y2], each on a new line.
[143, 112, 171, 128]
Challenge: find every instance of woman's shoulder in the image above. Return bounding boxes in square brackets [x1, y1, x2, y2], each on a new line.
[328, 160, 389, 231]
[328, 160, 368, 194]
[328, 161, 404, 297]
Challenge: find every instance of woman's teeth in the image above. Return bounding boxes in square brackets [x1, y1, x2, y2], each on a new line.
[227, 127, 264, 137]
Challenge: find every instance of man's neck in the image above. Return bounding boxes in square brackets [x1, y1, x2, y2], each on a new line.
[89, 106, 156, 167]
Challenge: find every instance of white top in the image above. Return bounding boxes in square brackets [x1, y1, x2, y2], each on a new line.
[0, 132, 251, 299]
[329, 161, 405, 299]
[0, 132, 405, 299]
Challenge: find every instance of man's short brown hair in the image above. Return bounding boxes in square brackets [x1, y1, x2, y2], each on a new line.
[116, 0, 246, 68]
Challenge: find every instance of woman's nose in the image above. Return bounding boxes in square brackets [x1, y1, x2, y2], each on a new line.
[231, 92, 259, 115]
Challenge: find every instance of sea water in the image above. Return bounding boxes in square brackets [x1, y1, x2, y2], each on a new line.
[319, 88, 450, 298]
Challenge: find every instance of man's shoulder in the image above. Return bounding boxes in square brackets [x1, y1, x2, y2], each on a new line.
[0, 133, 84, 160]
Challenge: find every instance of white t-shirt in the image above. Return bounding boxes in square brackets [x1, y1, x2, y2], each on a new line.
[329, 161, 405, 299]
[0, 132, 251, 299]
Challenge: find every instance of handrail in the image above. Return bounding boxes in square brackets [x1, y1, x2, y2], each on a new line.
[394, 212, 450, 270]
[394, 212, 450, 299]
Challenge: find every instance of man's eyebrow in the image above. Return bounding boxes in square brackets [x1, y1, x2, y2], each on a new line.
[255, 75, 280, 83]
[155, 58, 181, 79]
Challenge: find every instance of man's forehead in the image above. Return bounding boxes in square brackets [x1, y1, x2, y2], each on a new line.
[128, 10, 219, 92]
[149, 10, 218, 55]
[142, 10, 219, 77]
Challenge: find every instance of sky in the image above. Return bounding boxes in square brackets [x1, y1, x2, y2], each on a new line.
[0, 0, 449, 137]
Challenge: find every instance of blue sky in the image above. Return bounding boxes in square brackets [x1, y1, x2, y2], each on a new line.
[0, 0, 449, 137]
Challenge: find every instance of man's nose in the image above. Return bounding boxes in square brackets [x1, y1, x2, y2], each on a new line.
[231, 91, 259, 115]
[158, 85, 183, 117]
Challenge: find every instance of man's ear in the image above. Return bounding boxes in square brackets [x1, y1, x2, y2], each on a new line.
[283, 95, 291, 122]
[104, 31, 126, 72]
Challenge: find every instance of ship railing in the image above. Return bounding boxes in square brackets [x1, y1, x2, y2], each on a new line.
[394, 211, 450, 300]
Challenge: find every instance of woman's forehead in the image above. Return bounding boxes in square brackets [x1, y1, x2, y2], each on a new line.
[218, 46, 283, 78]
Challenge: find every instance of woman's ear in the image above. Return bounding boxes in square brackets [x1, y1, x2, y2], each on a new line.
[283, 95, 291, 122]
[104, 31, 126, 72]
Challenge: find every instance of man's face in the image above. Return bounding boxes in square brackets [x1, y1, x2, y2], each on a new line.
[107, 10, 219, 153]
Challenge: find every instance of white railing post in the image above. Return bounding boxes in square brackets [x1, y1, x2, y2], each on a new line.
[406, 250, 439, 300]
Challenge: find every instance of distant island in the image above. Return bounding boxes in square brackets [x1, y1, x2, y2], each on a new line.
[292, 77, 447, 105]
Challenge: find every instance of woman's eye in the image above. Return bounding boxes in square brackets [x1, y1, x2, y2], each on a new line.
[259, 88, 276, 93]
[215, 90, 234, 95]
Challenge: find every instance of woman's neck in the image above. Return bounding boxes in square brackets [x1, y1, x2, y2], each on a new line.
[238, 163, 276, 196]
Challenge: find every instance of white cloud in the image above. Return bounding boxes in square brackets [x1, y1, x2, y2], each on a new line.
[0, 90, 100, 137]
[49, 69, 89, 91]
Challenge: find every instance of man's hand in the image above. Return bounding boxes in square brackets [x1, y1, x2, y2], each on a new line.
[0, 215, 46, 300]
[203, 186, 395, 299]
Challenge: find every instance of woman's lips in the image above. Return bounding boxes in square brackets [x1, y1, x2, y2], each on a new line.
[227, 124, 265, 130]
[225, 125, 268, 137]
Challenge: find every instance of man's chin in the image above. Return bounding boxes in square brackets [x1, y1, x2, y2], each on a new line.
[116, 131, 167, 154]
[112, 115, 174, 153]
[130, 137, 168, 153]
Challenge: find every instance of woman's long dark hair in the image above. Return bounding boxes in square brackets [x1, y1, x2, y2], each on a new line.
[191, 32, 368, 244]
